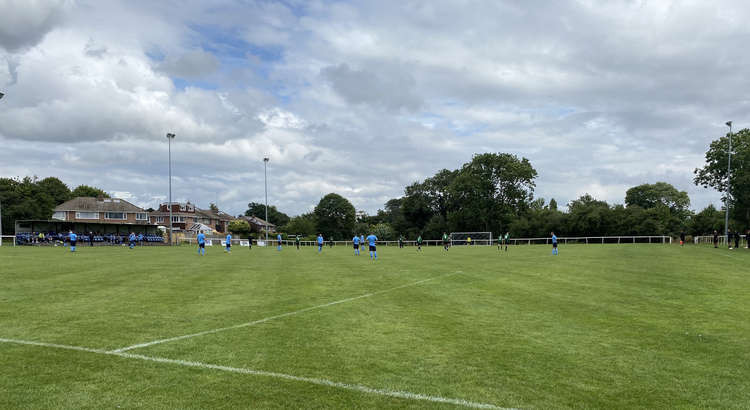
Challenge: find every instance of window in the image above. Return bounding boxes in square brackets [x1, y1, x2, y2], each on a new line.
[52, 211, 67, 221]
[156, 216, 164, 223]
[136, 213, 147, 221]
[75, 212, 99, 219]
[105, 212, 126, 220]
[179, 204, 186, 211]
[172, 216, 185, 223]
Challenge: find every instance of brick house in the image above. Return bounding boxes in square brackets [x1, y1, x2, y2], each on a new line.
[53, 197, 150, 225]
[149, 202, 233, 233]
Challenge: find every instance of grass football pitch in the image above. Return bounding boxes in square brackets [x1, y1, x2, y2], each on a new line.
[1, 243, 748, 409]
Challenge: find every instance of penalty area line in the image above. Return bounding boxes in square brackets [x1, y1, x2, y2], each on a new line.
[0, 337, 510, 410]
[110, 271, 462, 353]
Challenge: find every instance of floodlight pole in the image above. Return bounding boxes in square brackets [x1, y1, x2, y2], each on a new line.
[0, 92, 4, 245]
[167, 133, 176, 245]
[264, 157, 269, 245]
[724, 121, 732, 238]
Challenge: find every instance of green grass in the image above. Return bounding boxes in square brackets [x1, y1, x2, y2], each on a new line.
[1, 243, 749, 409]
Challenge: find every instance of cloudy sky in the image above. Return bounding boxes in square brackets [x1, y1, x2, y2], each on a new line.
[1, 0, 747, 217]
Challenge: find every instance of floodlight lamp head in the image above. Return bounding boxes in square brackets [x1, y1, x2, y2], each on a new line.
[166, 133, 175, 139]
[726, 121, 732, 127]
[263, 157, 269, 162]
[0, 92, 4, 100]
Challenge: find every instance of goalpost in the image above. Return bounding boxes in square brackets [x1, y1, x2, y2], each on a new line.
[0, 235, 16, 247]
[450, 232, 492, 246]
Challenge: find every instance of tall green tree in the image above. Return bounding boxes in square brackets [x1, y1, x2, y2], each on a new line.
[244, 202, 290, 226]
[694, 128, 750, 227]
[314, 193, 356, 239]
[284, 213, 317, 236]
[689, 204, 724, 235]
[625, 182, 691, 234]
[71, 185, 110, 198]
[447, 153, 537, 233]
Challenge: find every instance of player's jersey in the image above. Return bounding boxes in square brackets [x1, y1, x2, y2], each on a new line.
[129, 233, 136, 242]
[317, 235, 324, 245]
[295, 236, 300, 244]
[552, 234, 557, 244]
[226, 234, 232, 243]
[353, 236, 360, 245]
[277, 234, 282, 243]
[69, 233, 77, 241]
[366, 235, 377, 246]
[417, 236, 422, 244]
[360, 235, 365, 244]
[197, 233, 206, 244]
[443, 234, 449, 242]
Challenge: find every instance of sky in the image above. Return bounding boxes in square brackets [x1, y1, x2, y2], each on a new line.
[0, 0, 747, 217]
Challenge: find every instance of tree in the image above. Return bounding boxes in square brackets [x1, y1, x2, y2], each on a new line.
[209, 203, 219, 211]
[625, 182, 690, 213]
[447, 153, 537, 233]
[694, 128, 750, 227]
[314, 193, 356, 239]
[244, 202, 290, 227]
[71, 185, 110, 198]
[228, 219, 251, 237]
[689, 204, 724, 235]
[548, 198, 558, 211]
[625, 182, 691, 234]
[0, 176, 73, 234]
[370, 222, 395, 240]
[284, 213, 317, 236]
[37, 177, 71, 204]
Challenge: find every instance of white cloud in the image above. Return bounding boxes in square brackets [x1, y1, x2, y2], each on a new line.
[1, 0, 744, 218]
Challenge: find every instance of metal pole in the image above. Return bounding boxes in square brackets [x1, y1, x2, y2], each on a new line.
[0, 93, 3, 245]
[167, 133, 175, 245]
[725, 121, 732, 237]
[264, 157, 269, 245]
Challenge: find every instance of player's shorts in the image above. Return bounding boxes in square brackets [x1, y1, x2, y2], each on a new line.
[226, 243, 231, 248]
[70, 240, 76, 247]
[353, 244, 359, 249]
[130, 240, 135, 247]
[552, 242, 558, 248]
[199, 242, 205, 248]
[369, 245, 376, 252]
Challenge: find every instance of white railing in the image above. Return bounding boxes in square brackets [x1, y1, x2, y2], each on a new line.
[506, 235, 672, 245]
[0, 235, 17, 246]
[693, 235, 748, 245]
[178, 235, 675, 248]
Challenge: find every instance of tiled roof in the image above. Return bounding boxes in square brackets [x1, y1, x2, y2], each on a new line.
[55, 197, 144, 213]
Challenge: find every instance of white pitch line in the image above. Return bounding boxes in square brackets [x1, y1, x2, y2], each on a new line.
[0, 337, 510, 410]
[110, 271, 461, 353]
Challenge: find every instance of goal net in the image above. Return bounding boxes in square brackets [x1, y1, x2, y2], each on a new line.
[450, 232, 492, 246]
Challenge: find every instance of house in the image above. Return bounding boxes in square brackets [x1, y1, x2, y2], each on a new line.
[52, 197, 150, 225]
[236, 215, 276, 234]
[149, 202, 233, 233]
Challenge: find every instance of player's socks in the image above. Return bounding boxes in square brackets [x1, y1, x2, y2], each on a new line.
[374, 251, 377, 259]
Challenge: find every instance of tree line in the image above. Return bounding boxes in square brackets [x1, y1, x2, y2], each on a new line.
[2, 129, 746, 239]
[0, 176, 110, 234]
[273, 129, 749, 240]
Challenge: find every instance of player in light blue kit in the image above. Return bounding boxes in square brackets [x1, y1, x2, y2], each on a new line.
[69, 230, 77, 252]
[317, 233, 324, 253]
[277, 233, 282, 251]
[129, 232, 136, 249]
[197, 231, 206, 256]
[352, 234, 361, 256]
[225, 233, 232, 253]
[366, 232, 378, 260]
[551, 232, 558, 255]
